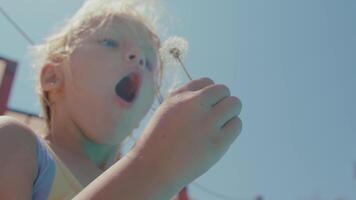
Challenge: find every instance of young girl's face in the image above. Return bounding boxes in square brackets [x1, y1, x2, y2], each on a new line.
[60, 16, 159, 144]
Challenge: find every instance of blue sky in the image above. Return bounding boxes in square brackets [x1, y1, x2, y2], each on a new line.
[1, 0, 355, 199]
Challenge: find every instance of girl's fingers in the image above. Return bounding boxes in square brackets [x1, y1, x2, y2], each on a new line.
[221, 116, 242, 141]
[171, 77, 215, 95]
[210, 95, 242, 129]
[197, 84, 231, 109]
[210, 116, 242, 150]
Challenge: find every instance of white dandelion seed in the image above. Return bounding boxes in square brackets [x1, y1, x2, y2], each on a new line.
[159, 36, 189, 64]
[159, 36, 192, 80]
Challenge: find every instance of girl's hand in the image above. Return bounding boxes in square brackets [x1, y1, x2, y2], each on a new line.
[132, 77, 242, 190]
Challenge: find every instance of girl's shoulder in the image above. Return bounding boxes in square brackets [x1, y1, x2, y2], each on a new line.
[0, 116, 39, 154]
[0, 115, 38, 199]
[0, 115, 56, 200]
[0, 116, 38, 162]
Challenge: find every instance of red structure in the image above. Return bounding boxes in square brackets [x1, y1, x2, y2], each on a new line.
[175, 187, 190, 200]
[0, 56, 17, 115]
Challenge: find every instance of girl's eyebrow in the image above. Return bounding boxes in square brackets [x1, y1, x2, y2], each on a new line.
[96, 24, 159, 51]
[97, 30, 120, 38]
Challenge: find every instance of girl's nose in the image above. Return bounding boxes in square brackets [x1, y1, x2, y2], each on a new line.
[126, 49, 145, 67]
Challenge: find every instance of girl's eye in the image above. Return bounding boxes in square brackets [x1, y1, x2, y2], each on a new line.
[99, 39, 119, 48]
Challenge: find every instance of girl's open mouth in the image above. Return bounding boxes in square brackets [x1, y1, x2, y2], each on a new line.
[115, 71, 142, 104]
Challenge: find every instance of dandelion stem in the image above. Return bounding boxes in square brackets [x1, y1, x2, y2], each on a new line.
[176, 56, 193, 81]
[155, 56, 192, 107]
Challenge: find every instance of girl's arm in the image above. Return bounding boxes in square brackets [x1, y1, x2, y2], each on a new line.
[73, 148, 180, 200]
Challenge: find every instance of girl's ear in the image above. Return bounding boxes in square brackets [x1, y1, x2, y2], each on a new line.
[41, 63, 64, 92]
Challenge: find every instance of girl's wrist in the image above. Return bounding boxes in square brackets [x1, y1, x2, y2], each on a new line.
[126, 148, 182, 200]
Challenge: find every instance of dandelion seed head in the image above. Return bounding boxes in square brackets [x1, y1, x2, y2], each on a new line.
[159, 36, 189, 66]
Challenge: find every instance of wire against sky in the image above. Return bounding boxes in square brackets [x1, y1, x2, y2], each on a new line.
[0, 5, 35, 45]
[191, 182, 251, 200]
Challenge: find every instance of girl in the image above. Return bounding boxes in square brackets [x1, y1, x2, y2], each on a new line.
[0, 0, 242, 199]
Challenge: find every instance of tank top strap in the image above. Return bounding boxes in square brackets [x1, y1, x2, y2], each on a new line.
[32, 133, 56, 200]
[32, 134, 84, 200]
[44, 141, 84, 191]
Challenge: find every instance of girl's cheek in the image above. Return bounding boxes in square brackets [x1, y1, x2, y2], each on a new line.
[143, 72, 156, 98]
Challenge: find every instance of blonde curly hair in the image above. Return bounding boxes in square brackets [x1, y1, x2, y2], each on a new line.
[29, 0, 168, 134]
